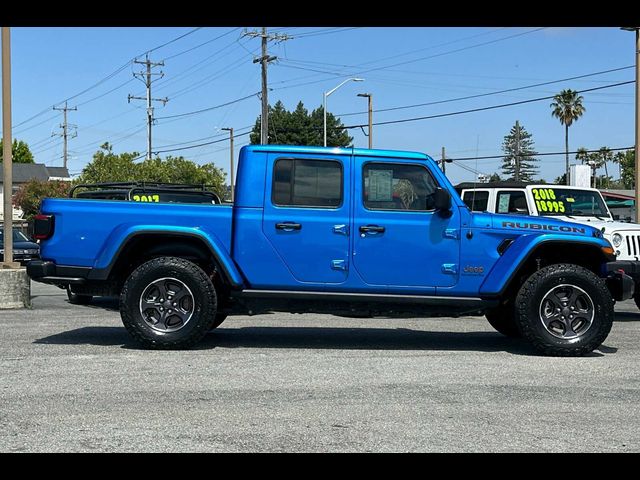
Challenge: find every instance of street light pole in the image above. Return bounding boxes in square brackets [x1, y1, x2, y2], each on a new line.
[357, 93, 373, 149]
[622, 27, 640, 222]
[323, 77, 364, 147]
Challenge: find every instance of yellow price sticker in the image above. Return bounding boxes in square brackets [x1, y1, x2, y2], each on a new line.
[535, 199, 565, 213]
[132, 194, 160, 202]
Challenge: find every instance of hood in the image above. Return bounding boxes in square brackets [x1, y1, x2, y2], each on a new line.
[547, 216, 639, 235]
[489, 213, 601, 238]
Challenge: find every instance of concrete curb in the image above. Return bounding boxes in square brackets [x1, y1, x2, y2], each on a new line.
[0, 268, 31, 309]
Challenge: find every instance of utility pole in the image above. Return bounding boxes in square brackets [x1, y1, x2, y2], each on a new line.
[221, 127, 234, 201]
[52, 101, 77, 170]
[128, 54, 168, 160]
[357, 93, 373, 149]
[622, 28, 640, 222]
[2, 27, 17, 267]
[243, 28, 290, 145]
[514, 120, 521, 182]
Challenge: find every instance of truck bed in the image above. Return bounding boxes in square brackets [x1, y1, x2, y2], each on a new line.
[38, 198, 233, 268]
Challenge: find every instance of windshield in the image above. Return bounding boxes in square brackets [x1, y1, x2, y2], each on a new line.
[531, 187, 610, 217]
[0, 230, 31, 244]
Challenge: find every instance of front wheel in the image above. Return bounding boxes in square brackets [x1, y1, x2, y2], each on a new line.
[633, 286, 640, 311]
[515, 264, 614, 356]
[485, 302, 521, 337]
[120, 257, 218, 349]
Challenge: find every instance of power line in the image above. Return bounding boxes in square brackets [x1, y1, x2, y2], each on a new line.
[334, 66, 635, 117]
[272, 27, 547, 92]
[339, 80, 635, 130]
[153, 130, 252, 155]
[143, 27, 202, 56]
[291, 27, 360, 38]
[154, 92, 260, 121]
[154, 125, 254, 150]
[449, 146, 634, 162]
[163, 27, 241, 61]
[14, 28, 203, 129]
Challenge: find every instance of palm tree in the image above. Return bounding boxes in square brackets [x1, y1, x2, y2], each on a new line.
[551, 89, 586, 185]
[575, 147, 589, 165]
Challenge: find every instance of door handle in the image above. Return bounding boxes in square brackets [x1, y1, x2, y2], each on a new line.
[275, 222, 302, 231]
[359, 225, 385, 234]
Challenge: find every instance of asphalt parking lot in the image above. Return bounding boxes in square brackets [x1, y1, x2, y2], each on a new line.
[1, 281, 639, 452]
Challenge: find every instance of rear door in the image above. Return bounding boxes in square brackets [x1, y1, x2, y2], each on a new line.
[262, 153, 350, 285]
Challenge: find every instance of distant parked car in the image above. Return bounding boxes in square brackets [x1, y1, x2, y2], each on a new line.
[0, 228, 40, 265]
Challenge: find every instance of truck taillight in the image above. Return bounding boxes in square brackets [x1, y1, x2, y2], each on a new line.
[34, 214, 54, 240]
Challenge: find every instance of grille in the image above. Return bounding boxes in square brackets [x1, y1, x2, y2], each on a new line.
[624, 234, 640, 258]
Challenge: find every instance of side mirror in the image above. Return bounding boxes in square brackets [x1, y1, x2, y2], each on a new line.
[433, 188, 452, 211]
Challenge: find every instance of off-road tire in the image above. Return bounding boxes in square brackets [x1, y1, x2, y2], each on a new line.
[120, 256, 217, 349]
[515, 263, 614, 356]
[485, 302, 521, 337]
[211, 314, 227, 330]
[633, 287, 640, 311]
[66, 286, 93, 305]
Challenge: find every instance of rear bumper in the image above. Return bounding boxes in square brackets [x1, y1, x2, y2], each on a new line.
[26, 260, 89, 285]
[605, 262, 636, 301]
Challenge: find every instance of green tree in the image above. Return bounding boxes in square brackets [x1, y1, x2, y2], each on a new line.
[250, 100, 353, 147]
[554, 173, 567, 185]
[501, 121, 539, 182]
[551, 89, 585, 185]
[613, 149, 635, 188]
[0, 139, 35, 164]
[575, 147, 590, 165]
[488, 172, 501, 182]
[77, 143, 139, 183]
[77, 143, 227, 199]
[590, 147, 613, 187]
[13, 179, 71, 220]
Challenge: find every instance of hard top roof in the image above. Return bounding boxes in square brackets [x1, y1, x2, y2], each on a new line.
[241, 144, 431, 161]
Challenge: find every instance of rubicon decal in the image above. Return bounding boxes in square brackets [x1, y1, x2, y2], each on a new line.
[502, 221, 586, 234]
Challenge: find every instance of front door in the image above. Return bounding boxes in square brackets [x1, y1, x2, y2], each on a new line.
[262, 153, 350, 285]
[352, 160, 461, 290]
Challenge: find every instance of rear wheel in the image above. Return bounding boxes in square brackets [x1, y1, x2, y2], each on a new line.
[515, 263, 613, 356]
[120, 256, 217, 349]
[485, 302, 521, 337]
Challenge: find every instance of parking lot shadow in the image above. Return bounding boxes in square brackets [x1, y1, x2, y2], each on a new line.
[35, 325, 612, 356]
[614, 311, 640, 322]
[35, 326, 136, 347]
[199, 326, 613, 356]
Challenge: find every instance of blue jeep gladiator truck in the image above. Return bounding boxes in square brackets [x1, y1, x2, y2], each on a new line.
[27, 145, 633, 355]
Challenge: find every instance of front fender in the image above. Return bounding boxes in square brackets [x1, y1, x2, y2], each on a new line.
[90, 224, 244, 288]
[479, 234, 609, 297]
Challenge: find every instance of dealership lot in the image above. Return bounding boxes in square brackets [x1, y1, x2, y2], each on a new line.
[0, 281, 639, 452]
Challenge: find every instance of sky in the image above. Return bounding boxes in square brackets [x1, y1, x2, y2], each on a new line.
[2, 26, 636, 184]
